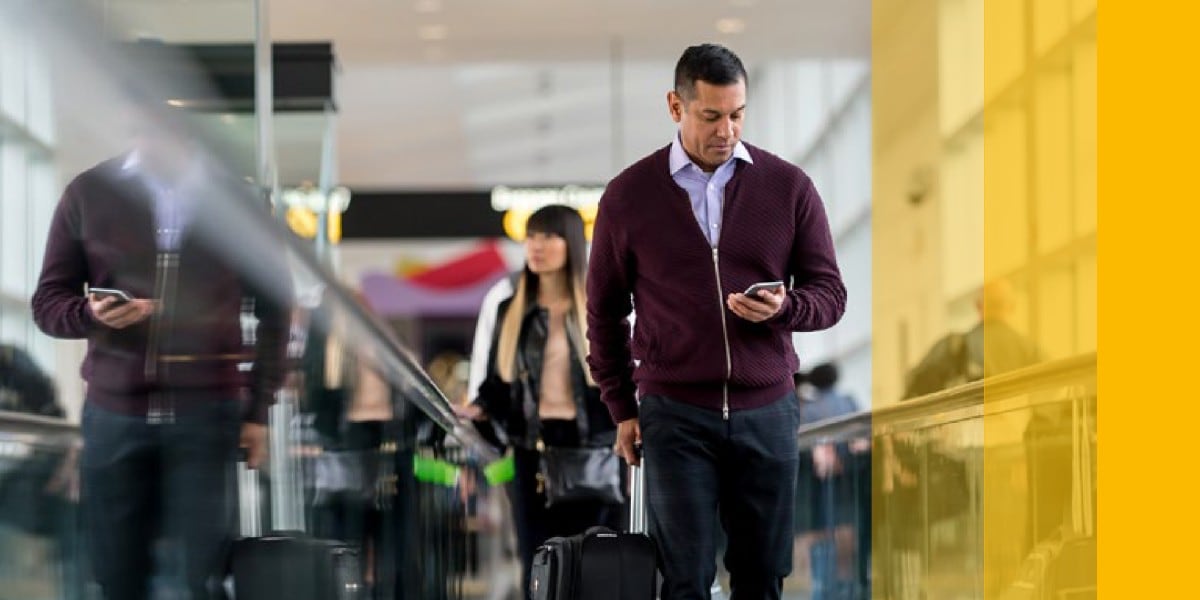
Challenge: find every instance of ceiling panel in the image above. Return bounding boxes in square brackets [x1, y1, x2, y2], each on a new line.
[87, 0, 870, 188]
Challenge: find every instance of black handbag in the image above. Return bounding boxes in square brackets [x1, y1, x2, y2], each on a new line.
[515, 322, 622, 509]
[539, 445, 623, 508]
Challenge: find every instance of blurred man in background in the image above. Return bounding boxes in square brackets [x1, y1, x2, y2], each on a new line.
[904, 280, 1042, 398]
[31, 117, 291, 599]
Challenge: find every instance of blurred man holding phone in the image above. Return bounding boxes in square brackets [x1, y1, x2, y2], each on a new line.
[31, 115, 290, 599]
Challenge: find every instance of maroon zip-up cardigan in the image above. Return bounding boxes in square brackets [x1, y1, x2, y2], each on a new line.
[30, 157, 290, 423]
[587, 143, 847, 423]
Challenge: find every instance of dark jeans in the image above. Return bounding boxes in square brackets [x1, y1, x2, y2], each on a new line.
[508, 419, 622, 600]
[81, 397, 241, 600]
[640, 393, 800, 600]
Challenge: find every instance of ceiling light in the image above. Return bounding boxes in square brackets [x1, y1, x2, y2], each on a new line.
[715, 17, 746, 35]
[166, 99, 187, 107]
[415, 0, 442, 13]
[419, 24, 449, 41]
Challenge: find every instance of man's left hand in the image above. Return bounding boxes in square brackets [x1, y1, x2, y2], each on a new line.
[727, 285, 786, 323]
[240, 423, 268, 469]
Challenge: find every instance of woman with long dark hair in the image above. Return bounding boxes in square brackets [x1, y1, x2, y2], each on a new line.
[468, 205, 622, 598]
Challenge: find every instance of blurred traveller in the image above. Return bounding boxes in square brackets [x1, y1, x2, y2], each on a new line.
[588, 43, 846, 599]
[467, 205, 621, 598]
[0, 343, 62, 417]
[797, 363, 867, 600]
[30, 120, 291, 599]
[904, 279, 1042, 398]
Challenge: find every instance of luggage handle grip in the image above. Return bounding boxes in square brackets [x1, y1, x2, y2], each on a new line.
[629, 442, 647, 535]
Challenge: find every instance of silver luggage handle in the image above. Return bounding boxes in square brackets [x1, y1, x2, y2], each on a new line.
[629, 443, 647, 535]
[237, 452, 261, 538]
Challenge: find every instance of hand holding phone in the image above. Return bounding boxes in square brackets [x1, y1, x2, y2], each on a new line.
[728, 281, 786, 324]
[743, 281, 785, 298]
[87, 287, 133, 305]
[86, 288, 154, 329]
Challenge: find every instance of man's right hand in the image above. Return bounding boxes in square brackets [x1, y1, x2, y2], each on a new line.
[89, 294, 156, 329]
[614, 417, 642, 466]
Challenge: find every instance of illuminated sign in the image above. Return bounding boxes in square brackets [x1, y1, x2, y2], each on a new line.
[491, 185, 603, 242]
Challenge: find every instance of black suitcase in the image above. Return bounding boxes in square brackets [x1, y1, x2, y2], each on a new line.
[231, 534, 362, 600]
[529, 461, 657, 600]
[230, 457, 364, 599]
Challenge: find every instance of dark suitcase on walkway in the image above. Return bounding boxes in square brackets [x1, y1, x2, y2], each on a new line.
[231, 534, 362, 600]
[231, 458, 364, 599]
[529, 461, 657, 600]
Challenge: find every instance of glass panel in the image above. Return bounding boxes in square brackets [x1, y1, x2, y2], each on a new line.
[827, 358, 1095, 599]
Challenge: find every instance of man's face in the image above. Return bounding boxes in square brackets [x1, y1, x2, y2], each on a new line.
[668, 78, 746, 172]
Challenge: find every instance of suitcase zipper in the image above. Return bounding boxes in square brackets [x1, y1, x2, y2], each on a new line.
[711, 247, 731, 420]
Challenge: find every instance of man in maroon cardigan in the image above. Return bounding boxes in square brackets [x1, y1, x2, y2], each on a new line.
[587, 44, 847, 599]
[31, 131, 291, 600]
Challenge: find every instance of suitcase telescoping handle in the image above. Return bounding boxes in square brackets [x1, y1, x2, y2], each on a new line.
[237, 450, 261, 538]
[629, 442, 647, 535]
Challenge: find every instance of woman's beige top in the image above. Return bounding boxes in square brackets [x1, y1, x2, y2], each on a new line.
[537, 306, 577, 421]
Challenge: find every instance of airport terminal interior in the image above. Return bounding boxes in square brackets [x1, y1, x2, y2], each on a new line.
[0, 0, 1095, 598]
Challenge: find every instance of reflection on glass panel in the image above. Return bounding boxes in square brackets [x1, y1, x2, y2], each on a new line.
[861, 359, 1095, 599]
[2, 2, 516, 598]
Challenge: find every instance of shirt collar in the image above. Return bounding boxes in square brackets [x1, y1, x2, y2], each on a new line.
[669, 132, 753, 176]
[121, 150, 141, 176]
[120, 149, 206, 191]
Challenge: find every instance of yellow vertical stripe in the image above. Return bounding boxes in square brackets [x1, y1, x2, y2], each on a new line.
[1100, 0, 1198, 596]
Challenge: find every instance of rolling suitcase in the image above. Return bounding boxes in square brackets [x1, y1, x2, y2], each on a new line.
[529, 456, 657, 600]
[230, 454, 364, 599]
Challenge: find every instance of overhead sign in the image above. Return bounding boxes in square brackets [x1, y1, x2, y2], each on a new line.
[490, 185, 604, 212]
[491, 185, 604, 242]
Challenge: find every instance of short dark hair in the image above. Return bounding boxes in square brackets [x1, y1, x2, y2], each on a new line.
[807, 363, 840, 390]
[674, 43, 748, 101]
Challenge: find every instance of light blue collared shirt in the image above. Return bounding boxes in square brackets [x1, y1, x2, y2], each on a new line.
[669, 134, 753, 247]
[122, 151, 203, 252]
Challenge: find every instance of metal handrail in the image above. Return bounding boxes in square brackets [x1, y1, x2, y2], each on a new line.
[0, 410, 80, 438]
[796, 352, 1096, 446]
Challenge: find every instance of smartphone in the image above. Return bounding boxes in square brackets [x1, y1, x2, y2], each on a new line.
[88, 287, 134, 304]
[743, 281, 785, 297]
